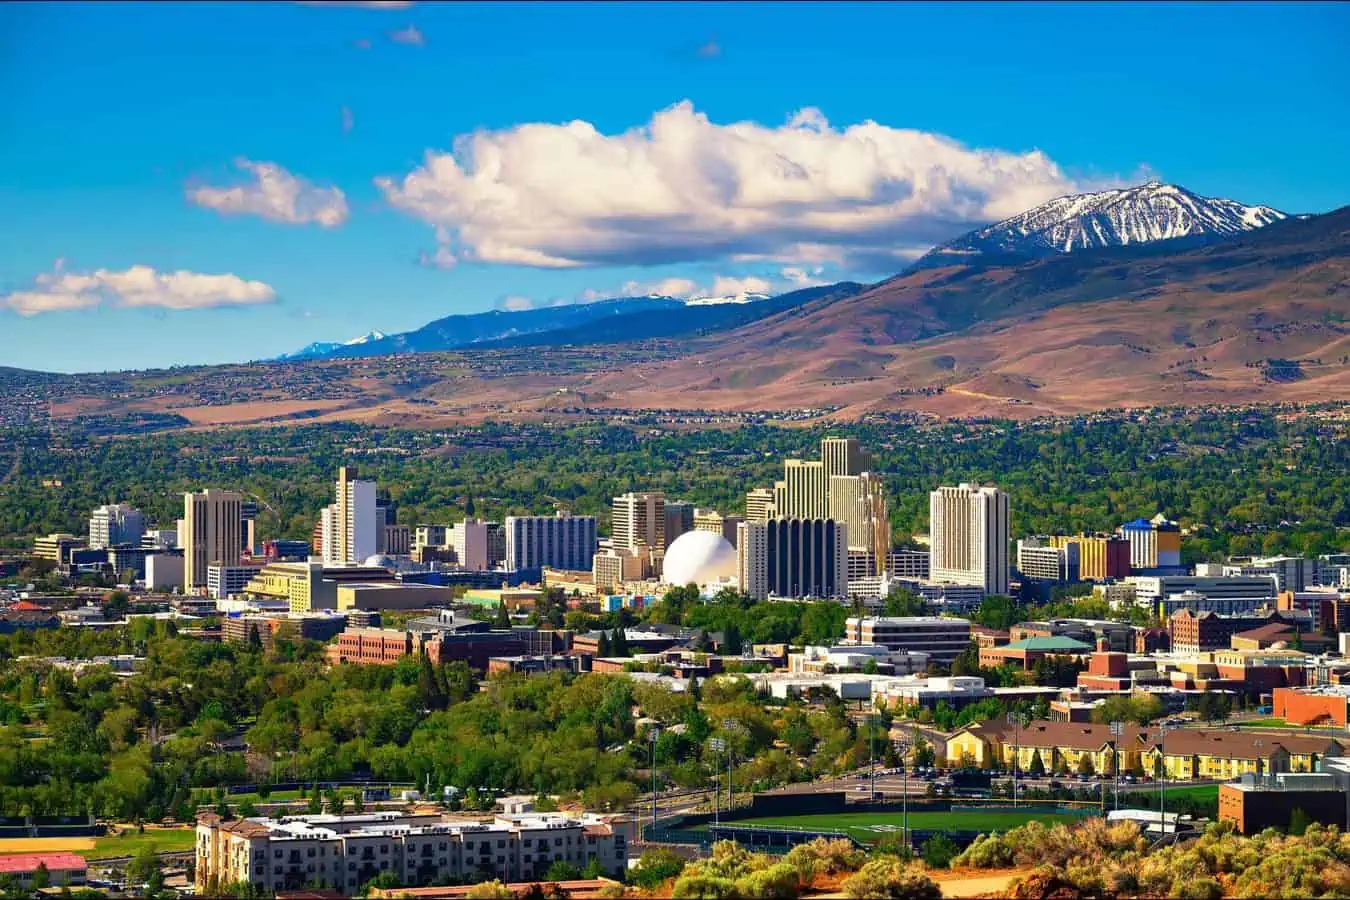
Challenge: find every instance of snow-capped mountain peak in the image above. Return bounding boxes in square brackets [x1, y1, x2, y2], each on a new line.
[683, 292, 771, 307]
[913, 182, 1289, 268]
[344, 331, 386, 345]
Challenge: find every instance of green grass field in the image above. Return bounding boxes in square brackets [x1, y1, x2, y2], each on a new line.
[87, 829, 197, 860]
[692, 809, 1089, 841]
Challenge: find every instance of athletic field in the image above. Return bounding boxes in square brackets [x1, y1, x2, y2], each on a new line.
[696, 809, 1088, 841]
[0, 827, 196, 860]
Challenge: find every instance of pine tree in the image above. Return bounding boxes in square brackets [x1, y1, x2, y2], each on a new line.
[612, 628, 629, 657]
[597, 630, 611, 657]
[722, 623, 742, 656]
[494, 601, 510, 629]
[247, 623, 262, 652]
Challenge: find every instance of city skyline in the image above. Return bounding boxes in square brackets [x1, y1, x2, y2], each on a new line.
[3, 2, 1348, 372]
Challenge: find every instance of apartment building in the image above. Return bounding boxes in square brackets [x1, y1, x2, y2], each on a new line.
[1017, 538, 1080, 583]
[611, 492, 665, 552]
[1129, 575, 1279, 606]
[195, 811, 627, 895]
[505, 514, 597, 572]
[844, 616, 972, 665]
[207, 563, 265, 601]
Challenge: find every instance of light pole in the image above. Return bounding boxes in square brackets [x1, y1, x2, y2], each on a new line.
[1109, 720, 1123, 812]
[1156, 722, 1171, 836]
[723, 719, 745, 812]
[867, 714, 878, 801]
[648, 727, 661, 839]
[709, 737, 726, 830]
[1008, 712, 1026, 809]
[895, 738, 910, 851]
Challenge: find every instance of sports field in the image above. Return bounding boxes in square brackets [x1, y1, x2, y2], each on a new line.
[0, 827, 196, 861]
[697, 809, 1089, 841]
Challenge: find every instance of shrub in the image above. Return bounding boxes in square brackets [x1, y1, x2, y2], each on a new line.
[464, 881, 514, 899]
[682, 840, 763, 881]
[783, 837, 864, 882]
[920, 834, 959, 870]
[630, 848, 686, 889]
[841, 859, 941, 900]
[734, 863, 800, 900]
[671, 875, 739, 899]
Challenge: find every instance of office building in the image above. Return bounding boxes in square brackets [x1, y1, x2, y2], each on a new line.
[745, 487, 777, 524]
[1048, 534, 1130, 581]
[1117, 514, 1182, 571]
[1128, 575, 1280, 606]
[828, 471, 889, 570]
[845, 616, 972, 665]
[1017, 538, 1080, 583]
[611, 491, 665, 552]
[592, 547, 649, 592]
[693, 508, 741, 546]
[183, 489, 243, 592]
[452, 519, 491, 570]
[822, 436, 872, 482]
[381, 524, 411, 557]
[737, 518, 848, 601]
[145, 552, 185, 592]
[108, 544, 149, 580]
[485, 522, 506, 568]
[88, 503, 146, 550]
[207, 563, 265, 601]
[664, 501, 694, 546]
[414, 525, 449, 553]
[240, 500, 259, 554]
[195, 811, 628, 895]
[140, 528, 179, 551]
[33, 533, 84, 564]
[889, 549, 931, 580]
[262, 539, 311, 561]
[930, 483, 1010, 595]
[505, 514, 597, 572]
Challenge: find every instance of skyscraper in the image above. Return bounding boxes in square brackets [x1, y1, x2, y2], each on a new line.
[611, 491, 666, 552]
[737, 518, 848, 601]
[664, 501, 695, 546]
[744, 488, 777, 524]
[781, 460, 827, 519]
[822, 436, 872, 483]
[929, 483, 1009, 595]
[827, 471, 889, 564]
[183, 488, 242, 591]
[89, 503, 146, 550]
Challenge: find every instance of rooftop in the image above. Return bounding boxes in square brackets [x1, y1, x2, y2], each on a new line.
[0, 853, 87, 874]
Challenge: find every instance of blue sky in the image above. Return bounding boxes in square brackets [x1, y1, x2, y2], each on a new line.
[2, 1, 1347, 373]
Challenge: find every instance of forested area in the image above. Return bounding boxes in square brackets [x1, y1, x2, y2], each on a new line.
[1, 407, 1347, 558]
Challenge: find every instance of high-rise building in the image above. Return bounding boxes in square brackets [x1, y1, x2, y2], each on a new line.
[329, 466, 378, 565]
[452, 519, 490, 570]
[737, 518, 848, 601]
[486, 522, 506, 568]
[381, 525, 411, 556]
[414, 525, 449, 553]
[1117, 514, 1182, 571]
[183, 488, 243, 592]
[611, 491, 665, 552]
[505, 514, 597, 571]
[664, 502, 695, 547]
[781, 460, 827, 519]
[822, 436, 872, 482]
[827, 471, 889, 564]
[929, 483, 1010, 595]
[745, 488, 777, 524]
[1017, 538, 1080, 583]
[240, 500, 259, 554]
[89, 503, 146, 550]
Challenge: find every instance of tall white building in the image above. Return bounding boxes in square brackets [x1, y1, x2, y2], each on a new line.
[929, 483, 1010, 595]
[322, 466, 377, 566]
[452, 519, 490, 571]
[505, 513, 597, 571]
[89, 503, 146, 550]
[611, 491, 665, 552]
[183, 488, 242, 592]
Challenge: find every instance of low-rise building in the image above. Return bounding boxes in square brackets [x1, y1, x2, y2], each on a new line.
[195, 811, 627, 895]
[0, 852, 87, 888]
[979, 636, 1093, 671]
[844, 616, 972, 664]
[1219, 772, 1349, 835]
[208, 563, 265, 601]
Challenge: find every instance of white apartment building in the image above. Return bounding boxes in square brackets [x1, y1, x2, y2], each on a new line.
[89, 503, 146, 550]
[196, 811, 627, 895]
[505, 514, 597, 572]
[844, 616, 972, 664]
[929, 483, 1009, 595]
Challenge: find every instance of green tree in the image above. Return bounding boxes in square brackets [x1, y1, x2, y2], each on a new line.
[31, 862, 50, 891]
[921, 834, 960, 870]
[597, 630, 611, 657]
[494, 602, 510, 629]
[1288, 807, 1311, 836]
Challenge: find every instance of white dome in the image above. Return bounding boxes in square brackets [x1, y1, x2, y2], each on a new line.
[663, 530, 737, 588]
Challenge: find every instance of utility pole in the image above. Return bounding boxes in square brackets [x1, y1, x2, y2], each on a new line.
[723, 720, 744, 812]
[896, 738, 910, 851]
[1157, 722, 1172, 837]
[1008, 712, 1026, 809]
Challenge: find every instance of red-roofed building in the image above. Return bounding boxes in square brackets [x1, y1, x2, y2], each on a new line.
[6, 600, 47, 611]
[0, 852, 88, 887]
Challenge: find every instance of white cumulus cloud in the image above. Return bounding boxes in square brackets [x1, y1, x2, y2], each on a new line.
[188, 159, 349, 228]
[494, 295, 534, 312]
[377, 101, 1098, 272]
[2, 264, 276, 317]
